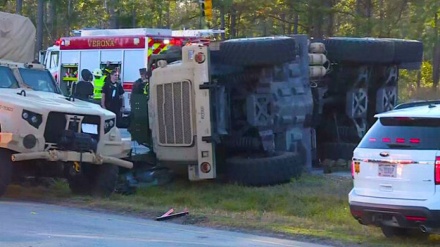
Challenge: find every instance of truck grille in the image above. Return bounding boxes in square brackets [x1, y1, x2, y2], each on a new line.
[44, 112, 101, 144]
[156, 80, 193, 146]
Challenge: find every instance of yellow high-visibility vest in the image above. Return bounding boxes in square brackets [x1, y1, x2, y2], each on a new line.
[93, 76, 106, 99]
[144, 82, 149, 95]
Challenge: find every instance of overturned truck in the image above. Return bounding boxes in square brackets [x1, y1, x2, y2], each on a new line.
[128, 35, 422, 186]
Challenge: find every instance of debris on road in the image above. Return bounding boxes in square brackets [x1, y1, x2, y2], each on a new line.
[156, 208, 189, 221]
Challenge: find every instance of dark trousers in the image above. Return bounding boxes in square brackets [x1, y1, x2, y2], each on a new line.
[107, 106, 122, 126]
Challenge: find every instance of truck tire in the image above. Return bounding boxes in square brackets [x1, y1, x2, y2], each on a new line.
[0, 149, 13, 197]
[91, 164, 119, 197]
[67, 174, 92, 195]
[219, 37, 297, 66]
[225, 152, 304, 186]
[321, 142, 357, 161]
[67, 163, 118, 197]
[384, 38, 423, 64]
[323, 37, 395, 64]
[336, 126, 361, 143]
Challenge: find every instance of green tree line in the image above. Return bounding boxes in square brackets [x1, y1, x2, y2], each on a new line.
[1, 0, 439, 99]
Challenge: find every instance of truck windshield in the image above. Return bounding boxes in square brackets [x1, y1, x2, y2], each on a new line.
[0, 66, 19, 88]
[18, 68, 60, 94]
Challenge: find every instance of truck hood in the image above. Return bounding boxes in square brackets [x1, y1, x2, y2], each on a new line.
[0, 89, 114, 117]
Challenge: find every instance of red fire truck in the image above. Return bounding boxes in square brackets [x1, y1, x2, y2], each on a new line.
[41, 28, 192, 122]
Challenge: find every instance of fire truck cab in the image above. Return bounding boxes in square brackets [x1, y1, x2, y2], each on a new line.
[40, 28, 225, 127]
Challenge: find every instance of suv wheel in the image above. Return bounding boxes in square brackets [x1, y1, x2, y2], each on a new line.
[380, 225, 408, 238]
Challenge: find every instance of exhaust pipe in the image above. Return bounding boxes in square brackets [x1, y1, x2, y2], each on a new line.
[420, 225, 431, 233]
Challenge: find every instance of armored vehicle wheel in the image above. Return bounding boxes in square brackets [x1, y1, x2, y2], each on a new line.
[225, 152, 304, 186]
[0, 149, 13, 197]
[67, 163, 119, 197]
[323, 37, 395, 64]
[219, 37, 297, 66]
[67, 174, 92, 195]
[91, 163, 119, 197]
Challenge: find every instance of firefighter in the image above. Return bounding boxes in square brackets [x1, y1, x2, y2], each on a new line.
[92, 68, 105, 100]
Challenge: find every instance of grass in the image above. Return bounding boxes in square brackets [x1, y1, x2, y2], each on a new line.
[4, 173, 440, 247]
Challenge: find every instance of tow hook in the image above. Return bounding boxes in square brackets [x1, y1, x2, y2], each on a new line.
[70, 161, 81, 176]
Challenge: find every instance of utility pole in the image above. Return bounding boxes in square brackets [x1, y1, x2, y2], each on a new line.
[198, 0, 203, 29]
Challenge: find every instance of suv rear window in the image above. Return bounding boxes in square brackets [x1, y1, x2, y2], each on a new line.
[358, 117, 440, 150]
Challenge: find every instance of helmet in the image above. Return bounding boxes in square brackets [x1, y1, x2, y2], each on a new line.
[92, 68, 102, 77]
[104, 68, 112, 74]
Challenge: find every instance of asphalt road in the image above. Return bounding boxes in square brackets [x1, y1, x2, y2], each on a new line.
[0, 200, 331, 247]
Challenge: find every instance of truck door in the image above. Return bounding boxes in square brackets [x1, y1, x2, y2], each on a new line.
[122, 49, 145, 115]
[59, 50, 79, 95]
[39, 50, 46, 65]
[43, 49, 60, 82]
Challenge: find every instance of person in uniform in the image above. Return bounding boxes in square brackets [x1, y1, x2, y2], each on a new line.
[101, 70, 125, 125]
[128, 68, 152, 147]
[132, 68, 150, 95]
[73, 69, 94, 101]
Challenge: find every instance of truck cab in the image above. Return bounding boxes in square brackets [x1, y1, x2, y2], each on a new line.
[40, 45, 60, 82]
[149, 44, 216, 180]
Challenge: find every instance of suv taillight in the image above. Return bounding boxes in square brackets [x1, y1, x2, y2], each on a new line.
[435, 156, 440, 185]
[351, 160, 355, 179]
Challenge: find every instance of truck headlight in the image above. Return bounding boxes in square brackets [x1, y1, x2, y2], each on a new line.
[22, 110, 43, 129]
[104, 118, 115, 133]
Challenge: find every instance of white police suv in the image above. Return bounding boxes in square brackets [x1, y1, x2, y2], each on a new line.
[349, 102, 440, 238]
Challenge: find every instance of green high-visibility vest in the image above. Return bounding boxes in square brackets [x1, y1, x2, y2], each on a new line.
[144, 82, 149, 95]
[93, 76, 106, 99]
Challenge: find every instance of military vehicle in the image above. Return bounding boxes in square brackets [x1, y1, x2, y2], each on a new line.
[0, 11, 133, 197]
[127, 34, 422, 186]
